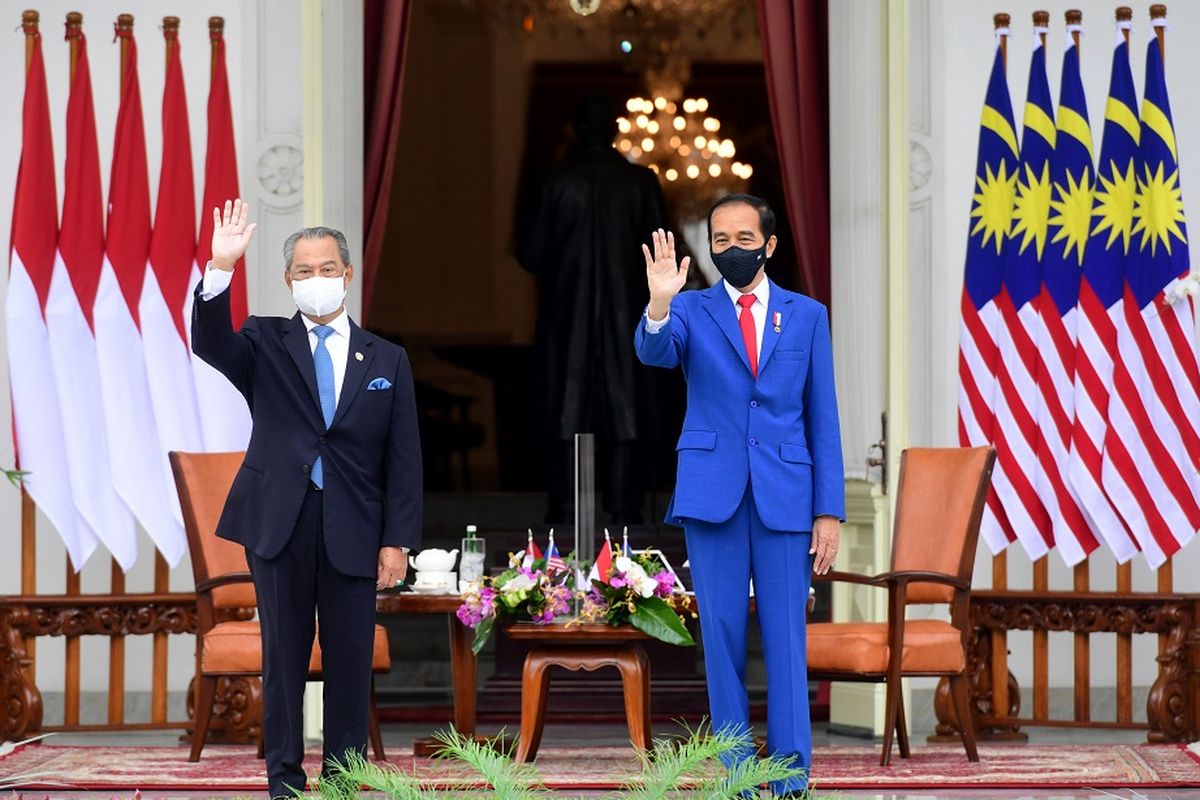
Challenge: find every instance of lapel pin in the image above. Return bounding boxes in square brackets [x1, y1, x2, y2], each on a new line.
[355, 351, 364, 362]
[772, 311, 782, 333]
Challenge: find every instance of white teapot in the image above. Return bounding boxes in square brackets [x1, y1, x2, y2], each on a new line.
[412, 548, 458, 573]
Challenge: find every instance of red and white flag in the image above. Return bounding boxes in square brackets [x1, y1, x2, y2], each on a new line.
[7, 25, 95, 569]
[141, 27, 203, 523]
[189, 29, 251, 451]
[93, 28, 184, 566]
[45, 28, 137, 569]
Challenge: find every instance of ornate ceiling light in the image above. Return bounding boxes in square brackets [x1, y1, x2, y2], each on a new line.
[617, 94, 752, 218]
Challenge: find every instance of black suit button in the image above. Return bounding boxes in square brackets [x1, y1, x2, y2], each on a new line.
[302, 464, 311, 474]
[319, 437, 326, 446]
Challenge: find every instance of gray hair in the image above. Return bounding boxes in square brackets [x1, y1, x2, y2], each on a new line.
[282, 226, 352, 271]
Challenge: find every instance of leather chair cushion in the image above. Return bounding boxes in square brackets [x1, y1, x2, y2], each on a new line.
[807, 619, 965, 674]
[201, 621, 392, 674]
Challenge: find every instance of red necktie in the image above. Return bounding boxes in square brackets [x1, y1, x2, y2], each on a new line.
[737, 294, 758, 378]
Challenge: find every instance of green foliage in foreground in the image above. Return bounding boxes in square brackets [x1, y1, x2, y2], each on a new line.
[305, 724, 816, 800]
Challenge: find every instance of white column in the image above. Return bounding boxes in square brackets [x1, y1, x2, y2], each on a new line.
[827, 0, 914, 736]
[295, 0, 364, 743]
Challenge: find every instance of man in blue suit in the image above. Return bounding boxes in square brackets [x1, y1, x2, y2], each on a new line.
[192, 199, 421, 799]
[634, 194, 843, 794]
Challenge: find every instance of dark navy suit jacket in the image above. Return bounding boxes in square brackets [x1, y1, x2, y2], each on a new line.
[634, 279, 844, 531]
[191, 285, 422, 577]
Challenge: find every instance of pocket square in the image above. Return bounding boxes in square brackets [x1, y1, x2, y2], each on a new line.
[366, 377, 393, 391]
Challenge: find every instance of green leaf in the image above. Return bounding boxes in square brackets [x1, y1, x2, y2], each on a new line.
[630, 596, 695, 646]
[471, 615, 495, 655]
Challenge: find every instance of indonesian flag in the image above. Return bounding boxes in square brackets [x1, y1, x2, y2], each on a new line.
[521, 529, 543, 569]
[93, 29, 185, 566]
[7, 27, 96, 569]
[588, 537, 614, 585]
[141, 28, 203, 529]
[45, 29, 136, 569]
[189, 28, 250, 451]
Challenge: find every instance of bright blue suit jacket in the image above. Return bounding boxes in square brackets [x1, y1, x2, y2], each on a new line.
[635, 280, 845, 532]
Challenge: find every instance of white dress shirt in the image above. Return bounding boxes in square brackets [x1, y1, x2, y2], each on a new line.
[645, 278, 770, 359]
[201, 265, 350, 405]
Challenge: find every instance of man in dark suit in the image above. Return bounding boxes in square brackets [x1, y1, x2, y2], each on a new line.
[192, 199, 421, 799]
[634, 195, 844, 796]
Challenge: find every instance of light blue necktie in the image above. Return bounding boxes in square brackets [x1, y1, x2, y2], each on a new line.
[310, 325, 336, 488]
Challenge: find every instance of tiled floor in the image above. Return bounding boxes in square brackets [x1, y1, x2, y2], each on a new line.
[19, 722, 1200, 799]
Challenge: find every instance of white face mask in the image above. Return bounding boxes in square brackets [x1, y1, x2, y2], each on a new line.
[292, 275, 347, 317]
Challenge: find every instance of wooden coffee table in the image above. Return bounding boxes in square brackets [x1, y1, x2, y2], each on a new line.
[375, 591, 477, 754]
[504, 623, 654, 762]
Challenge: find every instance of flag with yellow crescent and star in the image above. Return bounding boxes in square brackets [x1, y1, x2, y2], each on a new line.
[1068, 26, 1141, 564]
[1030, 31, 1099, 567]
[1101, 31, 1200, 567]
[957, 38, 1020, 554]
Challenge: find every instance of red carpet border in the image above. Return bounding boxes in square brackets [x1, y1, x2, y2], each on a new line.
[0, 742, 1198, 791]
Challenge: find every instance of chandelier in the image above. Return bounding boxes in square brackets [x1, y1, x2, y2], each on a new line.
[617, 94, 752, 218]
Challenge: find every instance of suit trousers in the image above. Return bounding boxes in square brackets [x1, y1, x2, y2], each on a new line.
[247, 484, 377, 799]
[684, 484, 813, 794]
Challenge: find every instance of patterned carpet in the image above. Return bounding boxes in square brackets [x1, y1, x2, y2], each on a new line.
[1, 742, 1198, 791]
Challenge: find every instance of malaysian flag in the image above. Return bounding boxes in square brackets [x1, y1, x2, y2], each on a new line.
[991, 32, 1055, 559]
[546, 531, 566, 574]
[957, 37, 1019, 553]
[1067, 23, 1141, 562]
[1030, 30, 1100, 566]
[1100, 31, 1200, 566]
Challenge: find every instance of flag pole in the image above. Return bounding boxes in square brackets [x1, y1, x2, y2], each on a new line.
[1150, 4, 1166, 62]
[209, 16, 224, 80]
[107, 11, 137, 726]
[1033, 10, 1048, 47]
[994, 13, 1011, 70]
[1117, 6, 1132, 46]
[1147, 2, 1172, 598]
[18, 8, 38, 682]
[153, 15, 181, 724]
[1064, 9, 1090, 718]
[989, 9, 1012, 738]
[65, 12, 82, 80]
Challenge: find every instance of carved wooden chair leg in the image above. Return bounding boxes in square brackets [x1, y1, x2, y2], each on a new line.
[190, 675, 218, 762]
[368, 679, 386, 760]
[615, 645, 652, 750]
[949, 672, 979, 762]
[514, 648, 554, 763]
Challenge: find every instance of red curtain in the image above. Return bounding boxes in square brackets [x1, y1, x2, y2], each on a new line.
[362, 0, 413, 322]
[755, 0, 831, 308]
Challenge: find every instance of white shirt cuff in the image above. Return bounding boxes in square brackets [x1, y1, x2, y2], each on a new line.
[644, 308, 669, 334]
[199, 262, 234, 301]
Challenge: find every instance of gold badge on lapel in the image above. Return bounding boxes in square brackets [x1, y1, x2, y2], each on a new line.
[355, 351, 364, 362]
[772, 311, 782, 334]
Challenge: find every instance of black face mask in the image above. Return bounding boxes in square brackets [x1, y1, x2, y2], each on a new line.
[710, 243, 767, 289]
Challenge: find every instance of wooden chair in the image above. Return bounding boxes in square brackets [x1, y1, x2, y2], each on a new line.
[169, 451, 391, 763]
[807, 446, 995, 766]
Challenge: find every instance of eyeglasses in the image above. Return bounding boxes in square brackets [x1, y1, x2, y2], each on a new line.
[290, 264, 346, 279]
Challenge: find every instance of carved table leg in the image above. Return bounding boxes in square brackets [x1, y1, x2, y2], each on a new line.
[514, 647, 554, 763]
[0, 606, 42, 742]
[615, 644, 652, 751]
[1147, 604, 1192, 743]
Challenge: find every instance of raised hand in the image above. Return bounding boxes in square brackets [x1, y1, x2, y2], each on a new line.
[210, 198, 258, 271]
[642, 228, 690, 321]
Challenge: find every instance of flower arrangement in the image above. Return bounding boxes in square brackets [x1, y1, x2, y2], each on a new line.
[456, 560, 574, 655]
[578, 552, 695, 647]
[456, 538, 695, 654]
